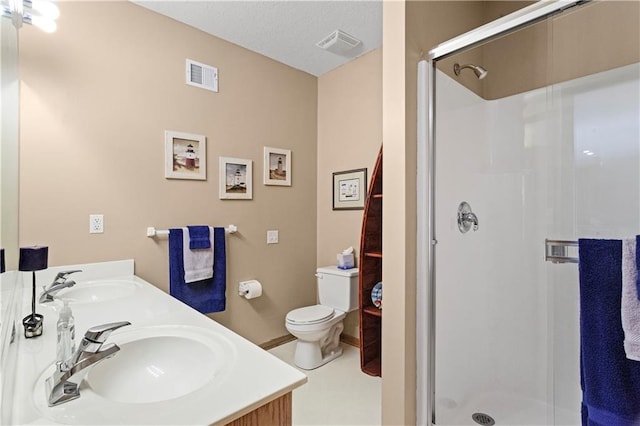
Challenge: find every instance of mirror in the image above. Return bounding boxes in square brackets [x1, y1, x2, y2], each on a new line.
[0, 15, 19, 271]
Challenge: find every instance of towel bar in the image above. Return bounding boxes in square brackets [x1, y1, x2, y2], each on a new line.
[147, 225, 238, 238]
[545, 239, 578, 264]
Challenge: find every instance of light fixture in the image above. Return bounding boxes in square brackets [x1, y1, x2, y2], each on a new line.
[30, 0, 58, 19]
[2, 0, 59, 32]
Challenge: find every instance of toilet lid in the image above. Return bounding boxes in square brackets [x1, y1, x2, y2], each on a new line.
[286, 305, 335, 325]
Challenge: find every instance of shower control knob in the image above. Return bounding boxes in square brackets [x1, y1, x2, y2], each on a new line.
[457, 201, 479, 233]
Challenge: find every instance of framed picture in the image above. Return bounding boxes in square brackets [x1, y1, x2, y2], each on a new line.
[219, 157, 252, 200]
[263, 147, 291, 186]
[164, 130, 206, 180]
[332, 168, 367, 210]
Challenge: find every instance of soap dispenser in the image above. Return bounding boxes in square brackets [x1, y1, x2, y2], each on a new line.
[56, 301, 75, 370]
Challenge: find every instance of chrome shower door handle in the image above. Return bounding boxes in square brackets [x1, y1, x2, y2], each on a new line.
[457, 201, 479, 233]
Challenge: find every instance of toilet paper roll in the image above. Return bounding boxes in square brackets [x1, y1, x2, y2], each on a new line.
[240, 280, 262, 299]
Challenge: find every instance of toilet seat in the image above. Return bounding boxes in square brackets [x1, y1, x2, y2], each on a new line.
[286, 305, 335, 325]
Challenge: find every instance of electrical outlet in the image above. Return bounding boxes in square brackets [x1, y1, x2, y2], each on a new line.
[267, 230, 278, 244]
[89, 214, 104, 234]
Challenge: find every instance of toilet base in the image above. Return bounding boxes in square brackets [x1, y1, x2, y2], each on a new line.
[287, 312, 345, 370]
[294, 340, 344, 370]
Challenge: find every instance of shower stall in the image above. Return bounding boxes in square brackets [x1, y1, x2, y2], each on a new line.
[417, 1, 640, 425]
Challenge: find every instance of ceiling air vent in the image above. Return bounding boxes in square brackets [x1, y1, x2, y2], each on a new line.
[316, 30, 361, 55]
[186, 59, 218, 93]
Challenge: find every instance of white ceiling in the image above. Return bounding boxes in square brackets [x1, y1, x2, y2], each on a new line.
[133, 1, 382, 77]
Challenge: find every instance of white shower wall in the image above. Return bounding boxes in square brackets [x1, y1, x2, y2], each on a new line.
[433, 63, 640, 425]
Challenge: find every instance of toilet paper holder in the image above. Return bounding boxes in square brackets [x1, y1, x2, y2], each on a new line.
[239, 280, 262, 299]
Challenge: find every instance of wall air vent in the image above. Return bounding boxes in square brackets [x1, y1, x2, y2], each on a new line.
[186, 59, 218, 92]
[316, 29, 361, 55]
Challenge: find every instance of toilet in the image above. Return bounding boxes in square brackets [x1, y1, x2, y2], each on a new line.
[285, 266, 359, 370]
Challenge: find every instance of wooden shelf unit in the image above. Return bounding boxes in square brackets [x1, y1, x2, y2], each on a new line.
[358, 146, 383, 377]
[363, 306, 382, 318]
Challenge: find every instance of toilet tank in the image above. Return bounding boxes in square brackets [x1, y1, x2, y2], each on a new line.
[316, 266, 359, 312]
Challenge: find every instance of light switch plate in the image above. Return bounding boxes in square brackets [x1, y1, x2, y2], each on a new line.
[267, 230, 278, 244]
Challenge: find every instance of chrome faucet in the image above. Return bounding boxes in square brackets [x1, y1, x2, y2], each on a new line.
[39, 270, 82, 303]
[46, 321, 131, 407]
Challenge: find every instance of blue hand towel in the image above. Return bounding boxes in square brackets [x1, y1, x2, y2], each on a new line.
[169, 227, 226, 314]
[622, 238, 640, 361]
[579, 238, 640, 426]
[182, 227, 213, 283]
[187, 225, 211, 249]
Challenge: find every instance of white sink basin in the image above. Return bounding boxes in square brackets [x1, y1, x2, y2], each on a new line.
[52, 279, 141, 304]
[34, 325, 237, 424]
[86, 326, 235, 403]
[11, 263, 307, 426]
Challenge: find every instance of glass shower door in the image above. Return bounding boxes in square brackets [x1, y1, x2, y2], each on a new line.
[433, 39, 558, 425]
[431, 2, 640, 424]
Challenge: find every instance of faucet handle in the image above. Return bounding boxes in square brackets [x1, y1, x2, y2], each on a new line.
[53, 270, 83, 282]
[84, 321, 131, 343]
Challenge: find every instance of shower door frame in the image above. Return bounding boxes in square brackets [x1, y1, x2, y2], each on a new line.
[416, 1, 587, 424]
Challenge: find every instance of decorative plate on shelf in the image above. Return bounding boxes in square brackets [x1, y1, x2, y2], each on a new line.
[371, 282, 382, 309]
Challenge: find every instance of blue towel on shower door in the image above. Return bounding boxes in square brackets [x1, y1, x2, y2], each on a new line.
[636, 235, 640, 300]
[579, 238, 640, 426]
[169, 227, 226, 314]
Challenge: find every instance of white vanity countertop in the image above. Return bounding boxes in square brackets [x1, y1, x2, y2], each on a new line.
[9, 260, 307, 425]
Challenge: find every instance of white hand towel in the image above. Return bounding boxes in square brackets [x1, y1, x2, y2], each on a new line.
[622, 238, 640, 361]
[182, 226, 214, 283]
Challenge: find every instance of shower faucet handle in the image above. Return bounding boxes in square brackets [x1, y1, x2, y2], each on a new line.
[457, 201, 479, 233]
[463, 211, 479, 231]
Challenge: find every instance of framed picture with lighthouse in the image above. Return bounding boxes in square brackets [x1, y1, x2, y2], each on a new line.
[219, 157, 253, 200]
[263, 147, 291, 186]
[164, 130, 206, 180]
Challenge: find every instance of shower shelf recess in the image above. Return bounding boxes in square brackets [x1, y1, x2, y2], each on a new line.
[358, 146, 383, 377]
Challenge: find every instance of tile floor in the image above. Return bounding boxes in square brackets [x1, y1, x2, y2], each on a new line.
[269, 341, 382, 426]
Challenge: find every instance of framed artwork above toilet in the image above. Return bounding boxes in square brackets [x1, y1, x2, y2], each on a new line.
[332, 168, 367, 210]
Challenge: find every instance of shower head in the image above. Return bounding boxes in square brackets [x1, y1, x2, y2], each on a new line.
[453, 63, 488, 80]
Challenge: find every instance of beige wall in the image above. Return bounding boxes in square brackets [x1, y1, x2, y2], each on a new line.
[547, 0, 640, 86]
[485, 0, 640, 100]
[18, 1, 318, 345]
[317, 49, 382, 340]
[382, 2, 412, 424]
